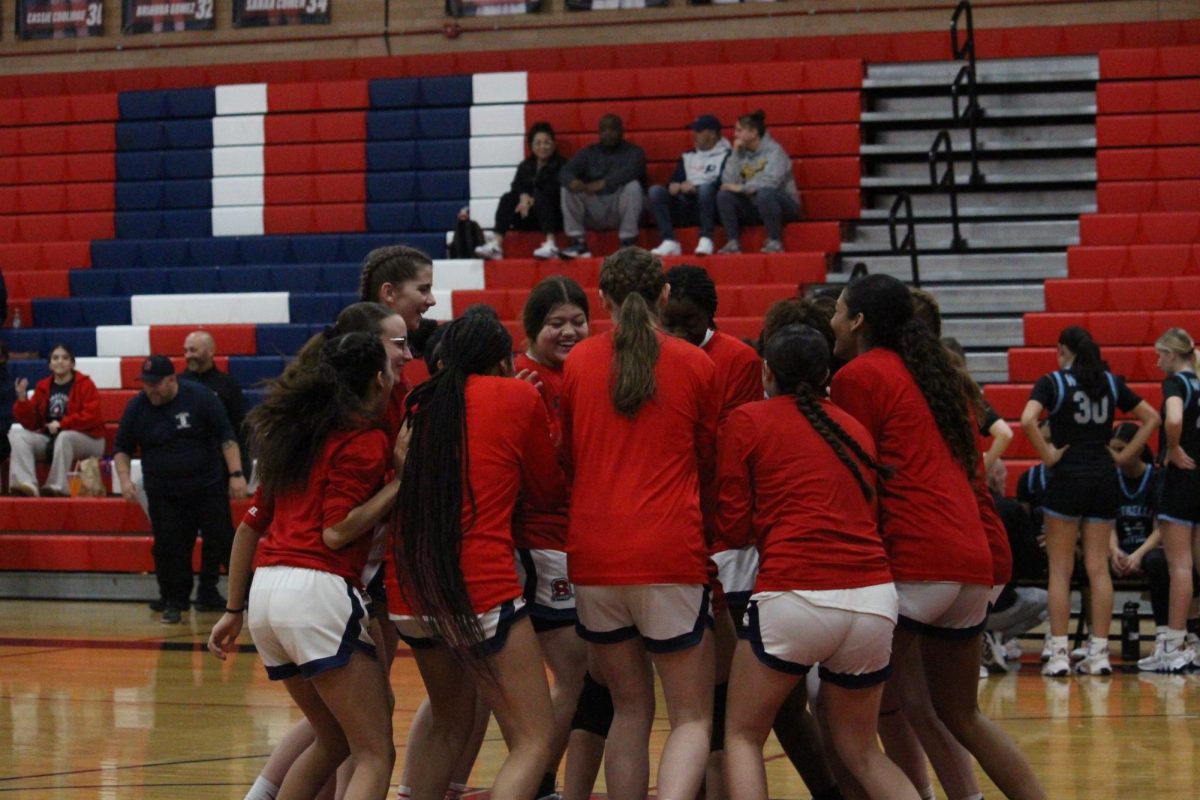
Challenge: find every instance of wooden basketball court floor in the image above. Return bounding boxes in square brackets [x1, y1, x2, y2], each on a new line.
[1, 600, 1198, 799]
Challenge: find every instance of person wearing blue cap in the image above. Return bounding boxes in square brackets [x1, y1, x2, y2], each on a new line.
[649, 115, 731, 258]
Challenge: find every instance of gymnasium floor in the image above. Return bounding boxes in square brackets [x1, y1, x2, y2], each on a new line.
[1, 600, 1198, 799]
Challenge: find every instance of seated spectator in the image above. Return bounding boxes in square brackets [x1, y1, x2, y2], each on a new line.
[648, 115, 731, 257]
[8, 344, 105, 497]
[476, 122, 566, 261]
[0, 342, 13, 468]
[716, 110, 800, 254]
[557, 114, 646, 259]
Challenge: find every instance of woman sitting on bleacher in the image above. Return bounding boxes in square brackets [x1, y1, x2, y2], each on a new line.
[476, 122, 566, 261]
[8, 343, 104, 497]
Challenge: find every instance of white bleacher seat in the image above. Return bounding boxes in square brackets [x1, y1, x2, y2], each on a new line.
[212, 114, 266, 148]
[212, 177, 265, 207]
[470, 135, 524, 168]
[472, 72, 528, 105]
[426, 289, 455, 322]
[212, 146, 265, 177]
[96, 326, 150, 358]
[131, 293, 289, 325]
[432, 259, 487, 291]
[469, 198, 501, 229]
[73, 357, 123, 390]
[470, 105, 526, 137]
[216, 83, 268, 116]
[469, 167, 514, 199]
[212, 206, 265, 237]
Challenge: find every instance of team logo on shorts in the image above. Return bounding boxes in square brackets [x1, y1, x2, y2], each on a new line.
[550, 578, 573, 602]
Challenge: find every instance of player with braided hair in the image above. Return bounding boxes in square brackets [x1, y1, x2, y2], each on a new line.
[209, 332, 403, 800]
[718, 324, 911, 800]
[830, 274, 1046, 800]
[359, 244, 437, 337]
[561, 247, 719, 800]
[392, 312, 566, 800]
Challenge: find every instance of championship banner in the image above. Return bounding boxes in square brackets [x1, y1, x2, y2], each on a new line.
[16, 1, 104, 40]
[122, 0, 215, 33]
[566, 0, 666, 10]
[233, 0, 331, 27]
[446, 0, 541, 17]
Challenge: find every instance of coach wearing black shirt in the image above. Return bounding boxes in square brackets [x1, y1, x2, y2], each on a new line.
[114, 356, 249, 624]
[178, 330, 249, 476]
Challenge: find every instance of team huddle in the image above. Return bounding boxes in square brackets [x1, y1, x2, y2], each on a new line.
[206, 242, 1200, 800]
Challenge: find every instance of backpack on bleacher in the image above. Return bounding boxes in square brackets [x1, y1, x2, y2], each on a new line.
[449, 209, 486, 259]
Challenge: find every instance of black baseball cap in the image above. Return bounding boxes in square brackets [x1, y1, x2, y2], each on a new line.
[690, 114, 722, 133]
[140, 355, 175, 384]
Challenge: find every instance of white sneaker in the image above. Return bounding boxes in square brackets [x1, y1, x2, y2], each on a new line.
[532, 242, 559, 259]
[1070, 645, 1089, 661]
[694, 236, 714, 256]
[1040, 635, 1053, 663]
[1075, 647, 1113, 676]
[1188, 633, 1200, 668]
[651, 239, 682, 257]
[1138, 632, 1166, 672]
[979, 664, 989, 679]
[1159, 645, 1196, 673]
[474, 241, 503, 259]
[981, 631, 1008, 674]
[1042, 648, 1070, 677]
[1004, 639, 1024, 661]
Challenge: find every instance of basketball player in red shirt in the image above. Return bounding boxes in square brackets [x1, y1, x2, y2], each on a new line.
[560, 247, 719, 800]
[830, 274, 1045, 800]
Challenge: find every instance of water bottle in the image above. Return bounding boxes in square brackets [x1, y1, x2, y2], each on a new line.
[1121, 600, 1141, 661]
[11, 307, 21, 329]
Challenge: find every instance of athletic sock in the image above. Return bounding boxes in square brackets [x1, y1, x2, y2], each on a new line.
[244, 776, 279, 800]
[535, 772, 557, 798]
[918, 786, 936, 800]
[1166, 628, 1187, 650]
[445, 782, 469, 800]
[1088, 634, 1109, 654]
[1050, 634, 1069, 652]
[396, 784, 412, 800]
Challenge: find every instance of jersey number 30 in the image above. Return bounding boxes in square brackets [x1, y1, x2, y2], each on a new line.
[1072, 391, 1110, 425]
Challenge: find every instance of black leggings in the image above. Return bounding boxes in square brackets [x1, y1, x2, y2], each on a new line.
[494, 188, 561, 236]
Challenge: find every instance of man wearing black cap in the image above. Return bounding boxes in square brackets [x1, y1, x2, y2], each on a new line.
[649, 114, 731, 258]
[113, 355, 249, 624]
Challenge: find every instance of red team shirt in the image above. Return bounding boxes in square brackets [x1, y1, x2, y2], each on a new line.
[715, 396, 893, 592]
[971, 408, 1013, 587]
[703, 330, 764, 424]
[252, 427, 392, 586]
[512, 352, 570, 551]
[391, 376, 566, 616]
[561, 330, 719, 586]
[830, 348, 992, 586]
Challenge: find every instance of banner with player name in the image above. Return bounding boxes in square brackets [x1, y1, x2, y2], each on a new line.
[233, 0, 330, 27]
[446, 0, 541, 17]
[17, 1, 104, 40]
[122, 0, 215, 33]
[566, 0, 665, 10]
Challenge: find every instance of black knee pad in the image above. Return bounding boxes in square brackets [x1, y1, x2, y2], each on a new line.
[570, 671, 614, 737]
[710, 681, 728, 752]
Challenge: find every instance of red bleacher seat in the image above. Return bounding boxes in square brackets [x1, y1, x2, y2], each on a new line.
[1009, 346, 1161, 382]
[1097, 113, 1200, 147]
[1098, 79, 1200, 114]
[1068, 243, 1200, 277]
[264, 142, 365, 175]
[496, 224, 839, 261]
[1079, 212, 1200, 245]
[1097, 148, 1200, 181]
[1100, 45, 1200, 79]
[265, 173, 366, 205]
[4, 270, 69, 299]
[1098, 180, 1200, 213]
[985, 382, 1164, 420]
[268, 80, 370, 113]
[149, 324, 258, 356]
[99, 390, 138, 423]
[264, 202, 365, 234]
[265, 112, 366, 145]
[0, 181, 114, 215]
[0, 241, 91, 272]
[1024, 310, 1200, 346]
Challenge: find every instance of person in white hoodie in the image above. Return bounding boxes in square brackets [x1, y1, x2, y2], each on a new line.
[716, 110, 801, 254]
[649, 114, 732, 257]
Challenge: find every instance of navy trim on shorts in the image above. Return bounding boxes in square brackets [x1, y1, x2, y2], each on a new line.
[366, 562, 387, 607]
[644, 586, 713, 654]
[518, 548, 579, 627]
[531, 614, 577, 634]
[471, 599, 529, 658]
[576, 621, 640, 645]
[818, 664, 892, 690]
[267, 579, 375, 681]
[265, 662, 301, 680]
[740, 600, 812, 677]
[897, 613, 987, 641]
[395, 622, 439, 650]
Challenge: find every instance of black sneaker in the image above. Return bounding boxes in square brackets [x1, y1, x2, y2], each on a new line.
[161, 606, 183, 625]
[559, 239, 591, 259]
[148, 598, 166, 613]
[618, 238, 638, 248]
[193, 589, 226, 612]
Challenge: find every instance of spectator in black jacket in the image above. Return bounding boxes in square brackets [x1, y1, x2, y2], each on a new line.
[477, 122, 566, 261]
[178, 331, 249, 480]
[557, 114, 646, 260]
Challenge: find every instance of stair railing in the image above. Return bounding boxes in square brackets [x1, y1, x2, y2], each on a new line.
[929, 130, 968, 253]
[888, 192, 921, 287]
[950, 0, 985, 185]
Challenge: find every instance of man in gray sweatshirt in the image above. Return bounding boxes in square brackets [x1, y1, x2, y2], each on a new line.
[557, 113, 647, 259]
[716, 111, 801, 254]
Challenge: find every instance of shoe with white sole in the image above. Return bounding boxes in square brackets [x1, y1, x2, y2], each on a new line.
[532, 242, 559, 260]
[981, 631, 1009, 674]
[651, 239, 682, 257]
[1074, 647, 1113, 676]
[1138, 632, 1167, 672]
[559, 240, 591, 259]
[1042, 648, 1070, 677]
[1159, 645, 1196, 673]
[474, 241, 503, 259]
[694, 236, 714, 256]
[1004, 639, 1024, 661]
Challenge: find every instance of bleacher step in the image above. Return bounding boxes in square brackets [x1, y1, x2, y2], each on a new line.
[846, 220, 1079, 250]
[861, 172, 1096, 190]
[871, 91, 1096, 114]
[827, 252, 1066, 283]
[942, 317, 1025, 349]
[861, 139, 1096, 157]
[874, 123, 1095, 147]
[864, 55, 1099, 85]
[965, 351, 1011, 383]
[862, 106, 1096, 124]
[870, 156, 1096, 179]
[865, 188, 1096, 214]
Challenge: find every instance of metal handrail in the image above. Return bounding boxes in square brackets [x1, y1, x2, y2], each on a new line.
[929, 130, 968, 252]
[888, 192, 920, 287]
[950, 0, 985, 185]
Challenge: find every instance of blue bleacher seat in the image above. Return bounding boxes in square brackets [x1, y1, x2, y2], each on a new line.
[336, 233, 421, 261]
[417, 75, 472, 108]
[70, 270, 119, 296]
[366, 172, 417, 202]
[369, 78, 421, 109]
[415, 201, 461, 232]
[289, 293, 352, 324]
[161, 180, 212, 209]
[416, 108, 469, 139]
[32, 298, 131, 328]
[3, 329, 97, 359]
[119, 91, 168, 121]
[257, 324, 321, 356]
[167, 268, 222, 294]
[163, 149, 212, 179]
[11, 361, 52, 386]
[415, 170, 469, 201]
[245, 387, 268, 409]
[91, 240, 143, 269]
[228, 356, 288, 386]
[117, 121, 166, 151]
[163, 119, 213, 150]
[367, 111, 418, 141]
[80, 298, 133, 326]
[116, 152, 165, 181]
[140, 239, 191, 268]
[163, 210, 211, 238]
[115, 212, 165, 240]
[289, 237, 342, 264]
[366, 142, 417, 172]
[240, 237, 292, 265]
[165, 88, 216, 119]
[416, 139, 469, 170]
[366, 203, 418, 233]
[116, 182, 165, 211]
[189, 238, 240, 267]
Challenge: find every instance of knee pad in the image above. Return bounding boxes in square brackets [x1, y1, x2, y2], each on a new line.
[570, 671, 614, 737]
[710, 681, 728, 752]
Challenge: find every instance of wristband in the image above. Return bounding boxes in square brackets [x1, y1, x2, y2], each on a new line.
[225, 607, 245, 614]
[229, 471, 244, 478]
